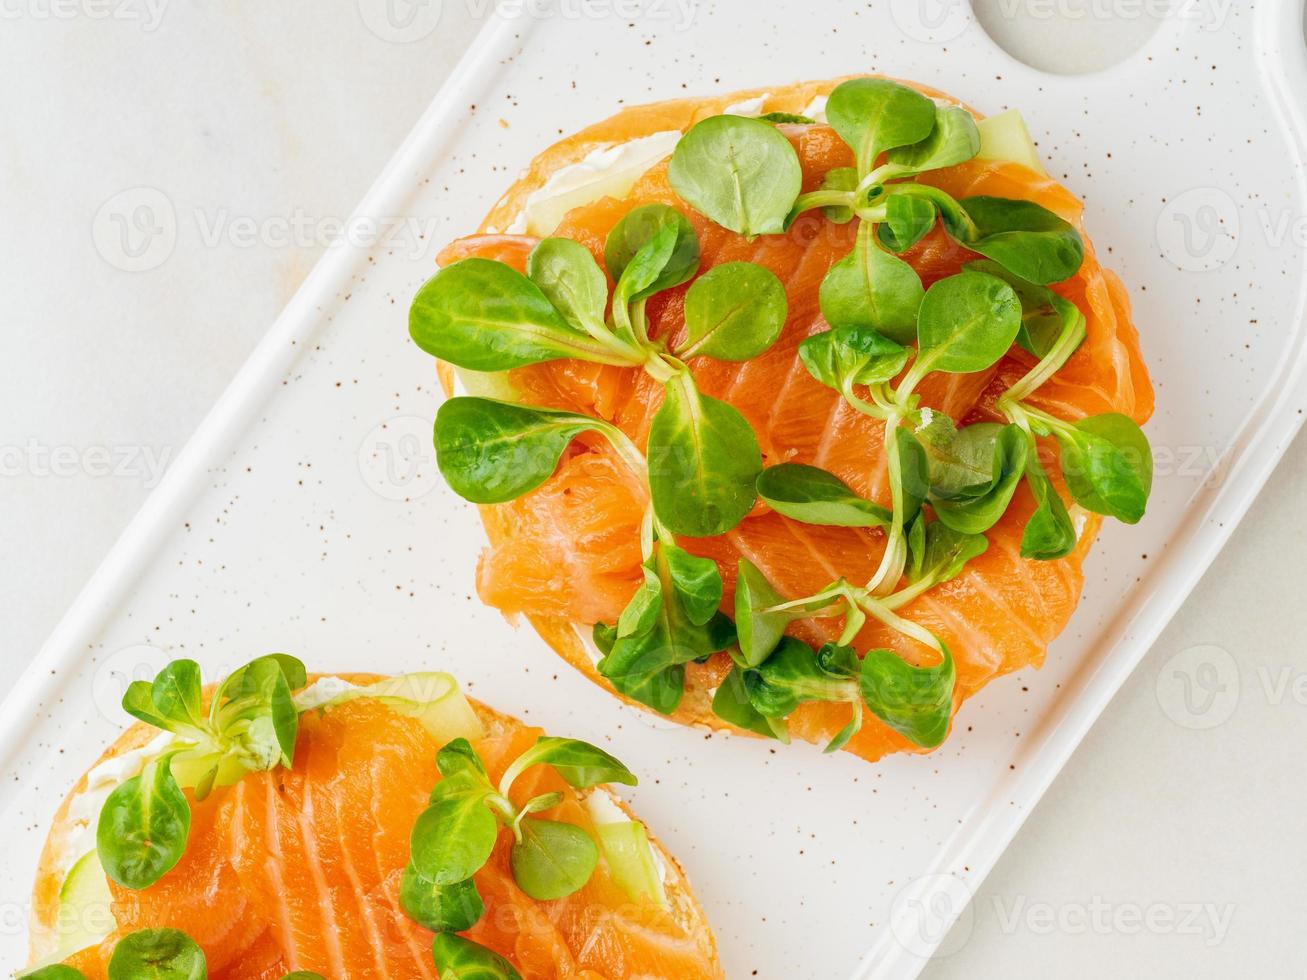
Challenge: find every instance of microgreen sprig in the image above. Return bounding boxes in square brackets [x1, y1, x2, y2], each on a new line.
[670, 78, 1084, 350]
[98, 655, 307, 890]
[792, 270, 1022, 599]
[1008, 403, 1153, 526]
[594, 530, 736, 714]
[434, 397, 647, 504]
[667, 115, 803, 236]
[982, 260, 1153, 540]
[722, 516, 980, 750]
[403, 736, 640, 979]
[405, 735, 635, 903]
[413, 204, 787, 541]
[745, 639, 865, 753]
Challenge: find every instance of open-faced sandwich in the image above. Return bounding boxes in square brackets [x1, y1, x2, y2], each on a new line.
[24, 655, 720, 979]
[409, 76, 1155, 764]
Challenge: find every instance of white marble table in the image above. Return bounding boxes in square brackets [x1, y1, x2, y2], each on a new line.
[2, 3, 1303, 976]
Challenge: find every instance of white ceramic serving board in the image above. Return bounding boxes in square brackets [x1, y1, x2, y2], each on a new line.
[3, 2, 1305, 978]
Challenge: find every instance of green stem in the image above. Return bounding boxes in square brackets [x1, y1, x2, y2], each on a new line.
[836, 596, 867, 646]
[867, 414, 908, 595]
[1007, 402, 1073, 440]
[485, 792, 519, 832]
[573, 305, 638, 355]
[650, 511, 676, 547]
[893, 351, 935, 407]
[593, 420, 649, 485]
[533, 310, 647, 366]
[868, 382, 900, 415]
[852, 203, 889, 224]
[856, 593, 945, 655]
[791, 675, 861, 703]
[757, 577, 860, 618]
[792, 189, 857, 215]
[882, 576, 934, 611]
[998, 314, 1087, 411]
[611, 299, 639, 352]
[642, 352, 680, 384]
[857, 166, 891, 196]
[640, 508, 656, 562]
[841, 379, 894, 420]
[631, 298, 653, 349]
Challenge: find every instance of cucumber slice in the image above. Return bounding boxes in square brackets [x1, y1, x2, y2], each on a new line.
[976, 109, 1047, 175]
[595, 821, 667, 908]
[55, 850, 114, 957]
[455, 367, 525, 403]
[522, 131, 681, 236]
[295, 673, 484, 743]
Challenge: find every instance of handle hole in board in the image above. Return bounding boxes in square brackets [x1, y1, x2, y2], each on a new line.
[971, 0, 1182, 75]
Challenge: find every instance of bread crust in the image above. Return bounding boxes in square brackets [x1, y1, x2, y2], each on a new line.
[29, 674, 718, 973]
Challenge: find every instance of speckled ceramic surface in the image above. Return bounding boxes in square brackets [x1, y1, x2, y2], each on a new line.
[3, 3, 1306, 977]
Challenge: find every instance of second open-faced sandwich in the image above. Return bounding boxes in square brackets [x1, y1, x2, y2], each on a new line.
[24, 655, 721, 979]
[409, 75, 1155, 764]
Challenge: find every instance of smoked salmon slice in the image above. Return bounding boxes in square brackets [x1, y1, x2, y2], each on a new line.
[439, 119, 1153, 763]
[56, 698, 721, 979]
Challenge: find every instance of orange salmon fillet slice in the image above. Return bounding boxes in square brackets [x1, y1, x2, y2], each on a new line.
[439, 123, 1153, 763]
[61, 700, 721, 979]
